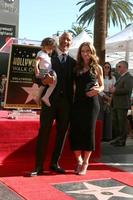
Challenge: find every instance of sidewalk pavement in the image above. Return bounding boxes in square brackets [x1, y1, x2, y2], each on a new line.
[100, 136, 133, 173]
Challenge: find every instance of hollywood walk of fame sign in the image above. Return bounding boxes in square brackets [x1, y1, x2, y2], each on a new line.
[4, 44, 41, 109]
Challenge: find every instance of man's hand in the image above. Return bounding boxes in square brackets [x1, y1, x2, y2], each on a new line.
[41, 74, 54, 85]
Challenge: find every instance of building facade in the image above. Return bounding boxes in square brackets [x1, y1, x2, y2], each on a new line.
[0, 0, 19, 48]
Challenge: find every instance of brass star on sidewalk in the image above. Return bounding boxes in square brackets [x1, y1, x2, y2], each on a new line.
[66, 182, 133, 200]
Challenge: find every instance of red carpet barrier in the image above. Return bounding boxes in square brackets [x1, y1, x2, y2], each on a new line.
[0, 111, 102, 170]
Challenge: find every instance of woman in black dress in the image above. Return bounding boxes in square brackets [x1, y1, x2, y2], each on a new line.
[69, 42, 104, 175]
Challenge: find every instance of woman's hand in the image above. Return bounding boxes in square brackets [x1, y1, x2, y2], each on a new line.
[109, 86, 116, 94]
[86, 86, 99, 97]
[103, 95, 112, 105]
[103, 94, 110, 101]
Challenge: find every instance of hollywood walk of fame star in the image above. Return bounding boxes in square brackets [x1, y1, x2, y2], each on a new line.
[22, 83, 39, 103]
[66, 182, 133, 200]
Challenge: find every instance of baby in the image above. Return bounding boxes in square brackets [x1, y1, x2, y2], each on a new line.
[34, 37, 57, 106]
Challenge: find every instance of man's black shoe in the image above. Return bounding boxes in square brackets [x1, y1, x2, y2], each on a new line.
[113, 142, 126, 147]
[110, 140, 118, 145]
[110, 141, 118, 145]
[30, 169, 43, 176]
[50, 165, 65, 174]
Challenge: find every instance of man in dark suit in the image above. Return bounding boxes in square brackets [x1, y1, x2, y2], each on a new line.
[30, 32, 76, 176]
[110, 60, 133, 146]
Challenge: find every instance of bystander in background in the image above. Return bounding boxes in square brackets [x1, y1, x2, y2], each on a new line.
[110, 61, 133, 146]
[0, 74, 7, 109]
[99, 62, 116, 141]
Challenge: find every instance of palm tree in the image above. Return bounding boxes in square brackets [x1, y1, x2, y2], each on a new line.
[77, 0, 133, 35]
[68, 22, 92, 37]
[94, 0, 107, 65]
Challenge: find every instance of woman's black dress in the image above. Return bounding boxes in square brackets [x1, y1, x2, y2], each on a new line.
[69, 70, 100, 151]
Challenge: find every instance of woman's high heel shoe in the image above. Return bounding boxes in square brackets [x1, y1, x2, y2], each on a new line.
[75, 163, 82, 174]
[78, 162, 88, 175]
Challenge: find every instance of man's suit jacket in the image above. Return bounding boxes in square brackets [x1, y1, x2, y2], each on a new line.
[50, 51, 76, 106]
[112, 72, 133, 109]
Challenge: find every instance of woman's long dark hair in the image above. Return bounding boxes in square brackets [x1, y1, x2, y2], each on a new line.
[75, 42, 99, 75]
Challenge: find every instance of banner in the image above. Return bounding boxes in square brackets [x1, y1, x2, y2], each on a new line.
[4, 44, 41, 109]
[0, 23, 16, 48]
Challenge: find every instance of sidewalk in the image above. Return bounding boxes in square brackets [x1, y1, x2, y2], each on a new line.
[100, 136, 133, 173]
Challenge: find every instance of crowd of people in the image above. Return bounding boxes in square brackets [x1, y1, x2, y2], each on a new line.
[30, 32, 104, 176]
[99, 60, 133, 147]
[29, 31, 133, 176]
[1, 31, 133, 176]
